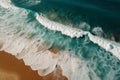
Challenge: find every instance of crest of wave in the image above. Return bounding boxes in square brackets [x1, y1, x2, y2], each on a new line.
[0, 0, 120, 80]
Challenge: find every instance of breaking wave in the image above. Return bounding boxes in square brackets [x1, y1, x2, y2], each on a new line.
[0, 0, 120, 80]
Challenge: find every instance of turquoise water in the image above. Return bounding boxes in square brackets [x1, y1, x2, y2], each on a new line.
[12, 0, 120, 31]
[11, 0, 120, 41]
[0, 0, 120, 80]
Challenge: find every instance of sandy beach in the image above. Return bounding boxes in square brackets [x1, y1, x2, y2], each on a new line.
[0, 51, 67, 80]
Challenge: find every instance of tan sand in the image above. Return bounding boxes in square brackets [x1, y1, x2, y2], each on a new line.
[0, 51, 67, 80]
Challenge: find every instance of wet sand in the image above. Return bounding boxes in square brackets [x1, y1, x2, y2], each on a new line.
[0, 51, 67, 80]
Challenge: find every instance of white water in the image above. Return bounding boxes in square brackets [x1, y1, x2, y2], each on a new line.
[36, 14, 120, 60]
[36, 14, 88, 38]
[0, 25, 91, 80]
[0, 1, 120, 80]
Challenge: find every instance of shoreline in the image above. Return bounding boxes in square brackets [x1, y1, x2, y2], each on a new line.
[0, 51, 67, 80]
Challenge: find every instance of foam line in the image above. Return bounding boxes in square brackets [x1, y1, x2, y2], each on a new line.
[0, 25, 90, 80]
[36, 14, 88, 38]
[0, 32, 91, 80]
[0, 24, 90, 80]
[36, 14, 120, 60]
[0, 1, 120, 80]
[1, 0, 120, 60]
[88, 33, 120, 60]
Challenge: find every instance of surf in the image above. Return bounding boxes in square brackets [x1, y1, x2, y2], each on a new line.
[0, 0, 120, 80]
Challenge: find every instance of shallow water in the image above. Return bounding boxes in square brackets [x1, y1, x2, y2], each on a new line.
[0, 0, 120, 80]
[0, 51, 67, 80]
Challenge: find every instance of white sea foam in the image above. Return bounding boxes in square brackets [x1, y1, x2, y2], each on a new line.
[57, 51, 90, 80]
[0, 27, 91, 80]
[92, 27, 104, 37]
[36, 14, 88, 38]
[36, 14, 120, 60]
[78, 22, 91, 31]
[0, 1, 120, 80]
[0, 0, 18, 9]
[88, 33, 120, 59]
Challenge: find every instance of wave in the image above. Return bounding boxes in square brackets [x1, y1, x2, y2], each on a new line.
[36, 13, 120, 60]
[0, 26, 91, 80]
[0, 1, 120, 80]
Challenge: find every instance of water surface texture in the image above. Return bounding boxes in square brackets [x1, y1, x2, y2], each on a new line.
[0, 0, 120, 80]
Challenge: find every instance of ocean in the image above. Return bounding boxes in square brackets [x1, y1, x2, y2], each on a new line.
[0, 0, 120, 80]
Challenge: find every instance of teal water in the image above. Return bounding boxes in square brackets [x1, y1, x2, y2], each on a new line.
[0, 0, 120, 80]
[11, 0, 120, 41]
[12, 0, 120, 32]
